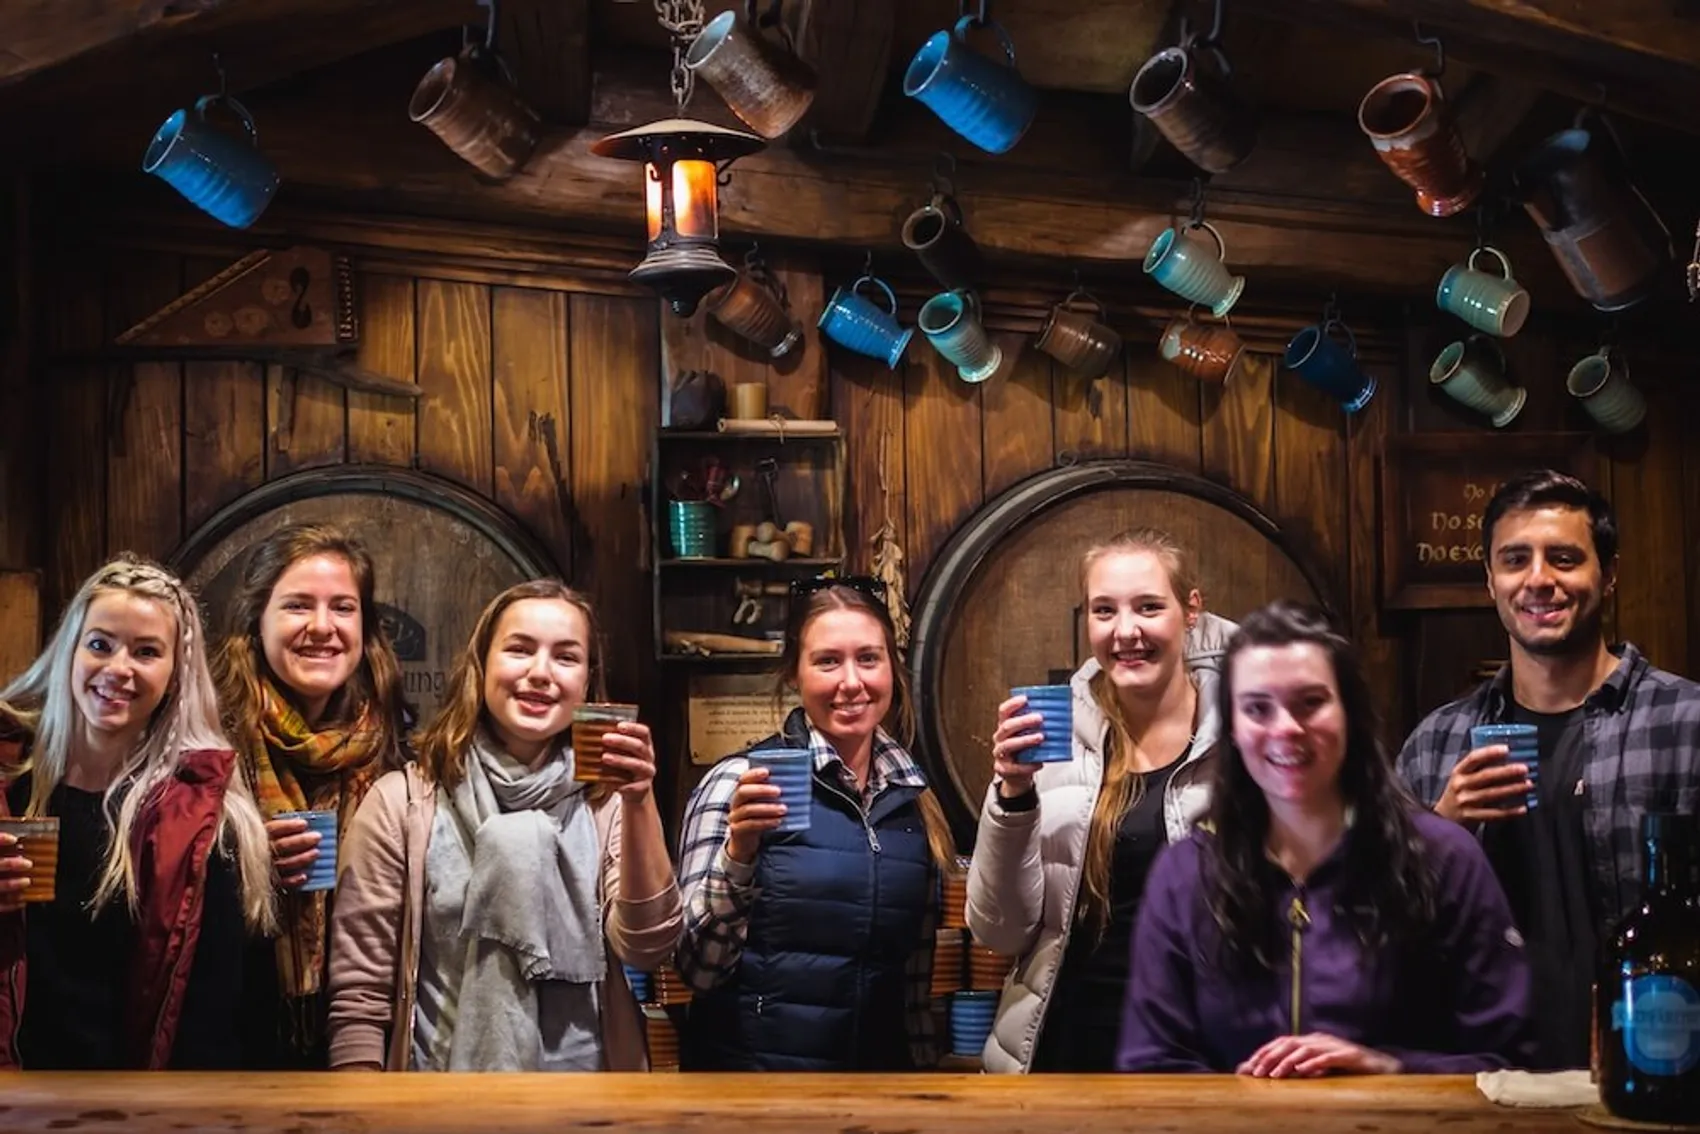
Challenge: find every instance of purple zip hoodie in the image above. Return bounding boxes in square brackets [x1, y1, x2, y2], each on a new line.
[1116, 809, 1533, 1073]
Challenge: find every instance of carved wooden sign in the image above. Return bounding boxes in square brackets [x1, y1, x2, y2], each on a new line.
[1379, 432, 1594, 610]
[114, 245, 355, 351]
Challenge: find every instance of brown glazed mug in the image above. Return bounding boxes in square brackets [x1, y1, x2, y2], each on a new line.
[901, 195, 984, 293]
[703, 271, 803, 359]
[1129, 42, 1256, 174]
[1357, 71, 1482, 217]
[685, 8, 817, 139]
[1034, 289, 1122, 379]
[1158, 310, 1245, 385]
[409, 45, 540, 180]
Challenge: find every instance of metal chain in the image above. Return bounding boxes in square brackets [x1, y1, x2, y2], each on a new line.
[654, 0, 706, 111]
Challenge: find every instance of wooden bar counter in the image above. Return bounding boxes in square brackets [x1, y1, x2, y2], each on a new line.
[0, 1073, 1585, 1133]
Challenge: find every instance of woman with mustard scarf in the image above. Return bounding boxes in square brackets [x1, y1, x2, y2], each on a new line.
[210, 524, 410, 1068]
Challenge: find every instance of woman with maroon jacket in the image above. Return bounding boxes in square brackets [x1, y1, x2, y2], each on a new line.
[0, 554, 276, 1069]
[1117, 601, 1534, 1076]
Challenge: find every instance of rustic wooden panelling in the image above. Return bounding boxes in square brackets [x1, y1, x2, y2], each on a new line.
[267, 365, 346, 478]
[1609, 361, 1688, 674]
[1125, 350, 1203, 471]
[105, 254, 182, 561]
[417, 279, 494, 494]
[182, 257, 265, 534]
[492, 286, 574, 578]
[0, 178, 35, 571]
[1202, 351, 1275, 514]
[904, 348, 983, 585]
[0, 569, 41, 684]
[568, 293, 658, 707]
[1345, 350, 1404, 737]
[41, 252, 108, 609]
[762, 251, 828, 423]
[348, 272, 419, 467]
[832, 352, 906, 575]
[1272, 363, 1348, 605]
[1052, 353, 1130, 463]
[980, 337, 1053, 500]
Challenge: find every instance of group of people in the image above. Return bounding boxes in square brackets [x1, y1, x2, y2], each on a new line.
[0, 468, 1693, 1076]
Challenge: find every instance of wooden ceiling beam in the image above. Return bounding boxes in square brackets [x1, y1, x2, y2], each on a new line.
[0, 0, 222, 85]
[1232, 0, 1700, 133]
[496, 0, 591, 125]
[794, 0, 897, 142]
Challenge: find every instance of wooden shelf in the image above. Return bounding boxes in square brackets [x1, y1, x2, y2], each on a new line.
[659, 650, 783, 665]
[658, 557, 839, 569]
[658, 429, 841, 441]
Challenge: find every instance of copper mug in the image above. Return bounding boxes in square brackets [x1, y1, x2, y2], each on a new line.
[1158, 310, 1245, 385]
[409, 44, 540, 180]
[1129, 40, 1256, 174]
[1034, 289, 1122, 379]
[685, 8, 817, 139]
[1358, 71, 1482, 217]
[703, 271, 803, 359]
[902, 195, 984, 293]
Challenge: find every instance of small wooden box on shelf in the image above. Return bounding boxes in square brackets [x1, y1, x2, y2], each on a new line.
[651, 425, 846, 666]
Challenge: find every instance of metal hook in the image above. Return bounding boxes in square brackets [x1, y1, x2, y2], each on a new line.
[862, 249, 875, 277]
[1413, 19, 1444, 77]
[931, 150, 957, 200]
[957, 0, 989, 26]
[211, 52, 228, 99]
[1188, 177, 1207, 228]
[1322, 292, 1342, 324]
[1181, 0, 1227, 47]
[482, 0, 500, 50]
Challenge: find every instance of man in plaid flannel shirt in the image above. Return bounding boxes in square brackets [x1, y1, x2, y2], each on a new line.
[1397, 470, 1700, 1070]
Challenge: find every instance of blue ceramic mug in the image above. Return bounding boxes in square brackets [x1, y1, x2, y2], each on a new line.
[904, 17, 1038, 155]
[919, 290, 1002, 383]
[1284, 319, 1376, 413]
[746, 747, 813, 833]
[1144, 221, 1244, 317]
[273, 810, 338, 893]
[142, 95, 280, 229]
[818, 275, 913, 369]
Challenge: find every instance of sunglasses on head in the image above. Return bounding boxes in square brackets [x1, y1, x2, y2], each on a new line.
[789, 573, 889, 604]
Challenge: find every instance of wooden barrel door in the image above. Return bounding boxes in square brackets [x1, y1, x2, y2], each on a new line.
[170, 467, 559, 718]
[908, 461, 1336, 841]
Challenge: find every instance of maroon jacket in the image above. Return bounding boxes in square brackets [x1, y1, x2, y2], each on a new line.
[0, 742, 237, 1069]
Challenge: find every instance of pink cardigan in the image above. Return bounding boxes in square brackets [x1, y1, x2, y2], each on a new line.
[326, 764, 682, 1070]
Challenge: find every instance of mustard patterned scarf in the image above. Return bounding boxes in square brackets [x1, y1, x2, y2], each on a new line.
[253, 679, 387, 1011]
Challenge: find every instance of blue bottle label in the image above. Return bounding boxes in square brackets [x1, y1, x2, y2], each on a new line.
[1612, 975, 1700, 1077]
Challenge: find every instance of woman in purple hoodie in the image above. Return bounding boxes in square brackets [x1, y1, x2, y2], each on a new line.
[1116, 601, 1533, 1076]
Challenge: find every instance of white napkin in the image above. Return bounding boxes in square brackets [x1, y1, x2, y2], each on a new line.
[1476, 1069, 1599, 1108]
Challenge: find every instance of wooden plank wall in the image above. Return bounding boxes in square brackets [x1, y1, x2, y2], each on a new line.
[25, 220, 1700, 828]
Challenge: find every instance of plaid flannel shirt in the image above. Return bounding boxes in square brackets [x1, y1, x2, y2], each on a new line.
[675, 717, 939, 1068]
[1396, 642, 1700, 928]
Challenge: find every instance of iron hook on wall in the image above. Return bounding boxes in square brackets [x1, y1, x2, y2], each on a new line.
[1413, 19, 1445, 77]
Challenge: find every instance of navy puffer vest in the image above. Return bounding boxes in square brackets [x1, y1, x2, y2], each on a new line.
[681, 712, 936, 1070]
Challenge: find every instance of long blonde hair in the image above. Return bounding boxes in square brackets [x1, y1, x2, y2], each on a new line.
[1076, 528, 1201, 939]
[0, 554, 276, 932]
[777, 583, 957, 871]
[415, 579, 607, 792]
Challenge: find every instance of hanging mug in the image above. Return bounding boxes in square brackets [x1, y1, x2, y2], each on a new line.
[141, 95, 280, 229]
[1034, 290, 1121, 379]
[1357, 71, 1482, 218]
[1284, 319, 1375, 413]
[1566, 346, 1646, 434]
[1430, 335, 1525, 427]
[1158, 309, 1245, 385]
[902, 195, 984, 293]
[685, 8, 817, 140]
[704, 272, 803, 359]
[818, 275, 912, 369]
[1129, 41, 1256, 174]
[1436, 245, 1530, 337]
[919, 290, 1001, 384]
[1144, 221, 1243, 317]
[904, 17, 1038, 155]
[409, 44, 540, 180]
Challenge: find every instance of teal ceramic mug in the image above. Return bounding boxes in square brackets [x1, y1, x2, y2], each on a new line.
[1436, 245, 1530, 337]
[1430, 334, 1525, 427]
[919, 289, 1002, 383]
[1143, 221, 1244, 317]
[1567, 346, 1646, 434]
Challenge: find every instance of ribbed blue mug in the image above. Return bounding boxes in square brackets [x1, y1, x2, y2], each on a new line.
[1469, 723, 1541, 812]
[1284, 319, 1376, 413]
[949, 990, 999, 1056]
[904, 17, 1037, 155]
[622, 964, 653, 1003]
[668, 500, 717, 559]
[747, 747, 813, 832]
[919, 289, 1002, 383]
[818, 275, 912, 368]
[1009, 684, 1073, 763]
[142, 95, 280, 229]
[274, 809, 338, 893]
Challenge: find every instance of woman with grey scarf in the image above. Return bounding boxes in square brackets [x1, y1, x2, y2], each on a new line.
[326, 581, 681, 1071]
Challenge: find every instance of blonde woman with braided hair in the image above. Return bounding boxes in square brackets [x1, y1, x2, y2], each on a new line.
[0, 553, 276, 1069]
[966, 528, 1238, 1072]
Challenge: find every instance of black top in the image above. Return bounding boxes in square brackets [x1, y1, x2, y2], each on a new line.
[9, 776, 250, 1070]
[1032, 758, 1184, 1072]
[1482, 703, 1595, 1070]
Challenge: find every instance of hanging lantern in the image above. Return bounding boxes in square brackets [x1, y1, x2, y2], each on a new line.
[591, 119, 764, 316]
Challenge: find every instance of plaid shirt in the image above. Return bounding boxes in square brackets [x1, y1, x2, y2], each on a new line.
[675, 715, 938, 1068]
[1397, 642, 1700, 927]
